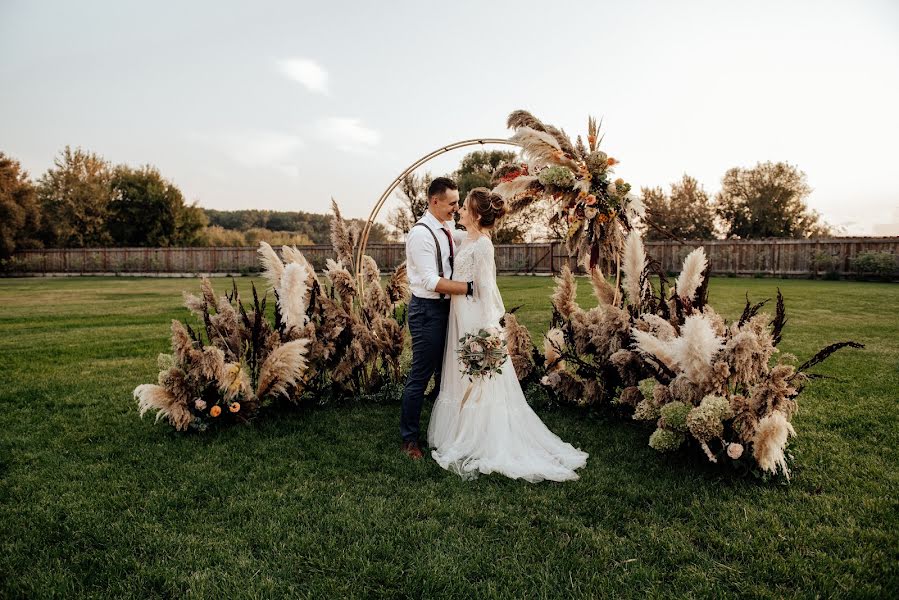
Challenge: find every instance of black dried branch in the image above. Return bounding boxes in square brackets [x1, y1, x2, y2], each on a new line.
[641, 354, 676, 384]
[693, 261, 713, 311]
[770, 288, 786, 346]
[796, 341, 864, 375]
[738, 294, 770, 327]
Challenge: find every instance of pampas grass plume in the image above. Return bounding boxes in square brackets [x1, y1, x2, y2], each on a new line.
[675, 247, 707, 301]
[279, 262, 310, 329]
[752, 411, 796, 479]
[622, 229, 646, 306]
[257, 339, 310, 399]
[258, 241, 285, 291]
[134, 384, 193, 431]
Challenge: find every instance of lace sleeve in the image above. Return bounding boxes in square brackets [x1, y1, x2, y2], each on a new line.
[470, 238, 505, 329]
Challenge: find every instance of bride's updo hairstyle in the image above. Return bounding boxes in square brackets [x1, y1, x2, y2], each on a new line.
[465, 187, 507, 230]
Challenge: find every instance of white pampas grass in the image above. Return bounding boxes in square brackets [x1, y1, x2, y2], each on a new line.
[279, 262, 310, 329]
[281, 245, 319, 286]
[631, 328, 678, 371]
[622, 229, 647, 306]
[632, 313, 723, 382]
[752, 411, 796, 479]
[257, 339, 310, 400]
[671, 314, 725, 384]
[511, 127, 562, 169]
[134, 384, 193, 431]
[675, 247, 707, 302]
[258, 241, 285, 291]
[624, 194, 645, 221]
[492, 175, 539, 200]
[640, 314, 677, 341]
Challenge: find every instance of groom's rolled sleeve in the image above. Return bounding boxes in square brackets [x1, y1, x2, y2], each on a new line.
[407, 228, 441, 292]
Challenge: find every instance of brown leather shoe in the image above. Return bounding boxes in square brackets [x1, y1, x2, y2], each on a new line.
[402, 440, 423, 460]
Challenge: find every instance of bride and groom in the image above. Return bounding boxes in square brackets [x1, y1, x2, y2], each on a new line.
[400, 177, 588, 482]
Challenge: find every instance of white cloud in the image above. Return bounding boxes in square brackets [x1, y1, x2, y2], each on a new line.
[278, 58, 328, 94]
[206, 130, 303, 176]
[317, 117, 381, 153]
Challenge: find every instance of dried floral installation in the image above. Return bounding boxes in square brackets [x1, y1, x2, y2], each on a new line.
[134, 200, 409, 431]
[492, 110, 644, 269]
[504, 233, 862, 479]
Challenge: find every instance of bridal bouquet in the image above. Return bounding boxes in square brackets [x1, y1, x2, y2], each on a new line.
[458, 327, 508, 381]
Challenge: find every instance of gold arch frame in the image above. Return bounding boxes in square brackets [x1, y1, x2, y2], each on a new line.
[353, 138, 521, 286]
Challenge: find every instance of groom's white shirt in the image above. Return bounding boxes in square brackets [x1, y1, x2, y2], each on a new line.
[406, 211, 464, 299]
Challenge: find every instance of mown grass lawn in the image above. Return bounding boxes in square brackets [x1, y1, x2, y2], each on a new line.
[1, 275, 896, 598]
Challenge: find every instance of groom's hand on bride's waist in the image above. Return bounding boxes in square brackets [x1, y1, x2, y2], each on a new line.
[433, 278, 475, 297]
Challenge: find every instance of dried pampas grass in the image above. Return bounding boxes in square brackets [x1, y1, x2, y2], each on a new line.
[503, 313, 534, 380]
[386, 262, 410, 305]
[751, 411, 795, 479]
[330, 199, 354, 269]
[589, 266, 616, 306]
[511, 127, 564, 170]
[257, 339, 310, 400]
[258, 242, 285, 291]
[325, 259, 357, 303]
[282, 245, 319, 286]
[675, 247, 707, 302]
[134, 384, 193, 431]
[622, 229, 647, 306]
[551, 266, 579, 320]
[544, 328, 566, 372]
[671, 314, 724, 385]
[279, 262, 310, 329]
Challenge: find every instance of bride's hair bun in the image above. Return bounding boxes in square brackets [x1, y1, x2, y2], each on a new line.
[466, 187, 507, 229]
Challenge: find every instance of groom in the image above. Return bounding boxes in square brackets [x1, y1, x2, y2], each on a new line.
[400, 177, 473, 459]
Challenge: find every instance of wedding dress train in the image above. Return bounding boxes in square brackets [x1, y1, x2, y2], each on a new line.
[427, 235, 588, 482]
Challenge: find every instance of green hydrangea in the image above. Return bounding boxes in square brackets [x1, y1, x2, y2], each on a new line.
[686, 395, 733, 441]
[633, 399, 660, 421]
[659, 401, 691, 432]
[537, 166, 575, 188]
[157, 353, 175, 371]
[638, 378, 656, 402]
[649, 428, 685, 452]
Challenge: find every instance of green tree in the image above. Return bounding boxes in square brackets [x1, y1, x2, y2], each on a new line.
[0, 152, 42, 258]
[37, 147, 114, 247]
[715, 161, 830, 239]
[108, 165, 207, 246]
[642, 174, 717, 240]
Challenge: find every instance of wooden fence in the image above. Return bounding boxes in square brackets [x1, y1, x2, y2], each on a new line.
[5, 238, 898, 278]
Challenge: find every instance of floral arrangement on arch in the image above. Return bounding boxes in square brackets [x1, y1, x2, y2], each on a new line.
[501, 229, 861, 480]
[491, 110, 642, 269]
[133, 200, 410, 431]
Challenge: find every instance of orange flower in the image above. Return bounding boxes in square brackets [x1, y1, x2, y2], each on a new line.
[606, 157, 618, 166]
[584, 195, 597, 206]
[210, 405, 222, 417]
[229, 402, 241, 413]
[588, 134, 596, 145]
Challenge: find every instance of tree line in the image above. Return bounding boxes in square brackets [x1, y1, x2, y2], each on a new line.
[0, 148, 390, 258]
[1, 146, 832, 259]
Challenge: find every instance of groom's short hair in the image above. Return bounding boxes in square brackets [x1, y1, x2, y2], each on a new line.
[427, 177, 458, 200]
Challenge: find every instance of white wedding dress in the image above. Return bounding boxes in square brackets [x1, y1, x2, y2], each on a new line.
[427, 235, 589, 482]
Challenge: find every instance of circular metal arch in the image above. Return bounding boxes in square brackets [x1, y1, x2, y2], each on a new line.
[353, 138, 521, 286]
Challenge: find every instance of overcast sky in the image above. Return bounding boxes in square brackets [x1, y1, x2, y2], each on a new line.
[2, 0, 898, 235]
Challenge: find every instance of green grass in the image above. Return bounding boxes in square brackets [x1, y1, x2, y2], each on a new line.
[1, 276, 897, 598]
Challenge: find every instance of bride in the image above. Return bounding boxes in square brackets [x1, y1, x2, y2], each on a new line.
[427, 188, 589, 482]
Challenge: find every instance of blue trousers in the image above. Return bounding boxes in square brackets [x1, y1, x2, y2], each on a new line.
[400, 295, 450, 442]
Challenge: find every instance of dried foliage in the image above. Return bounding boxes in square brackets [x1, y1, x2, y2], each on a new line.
[134, 199, 410, 432]
[537, 230, 861, 479]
